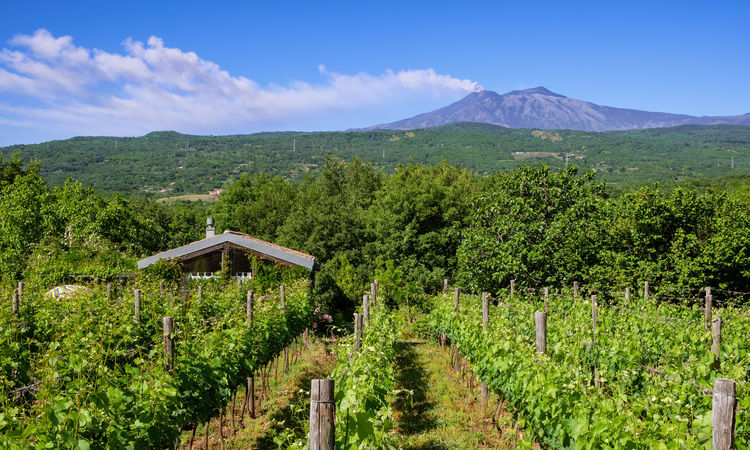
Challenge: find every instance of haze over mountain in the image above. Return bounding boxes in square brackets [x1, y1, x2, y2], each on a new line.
[369, 87, 750, 132]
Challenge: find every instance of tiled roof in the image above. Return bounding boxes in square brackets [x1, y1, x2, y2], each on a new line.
[137, 231, 316, 270]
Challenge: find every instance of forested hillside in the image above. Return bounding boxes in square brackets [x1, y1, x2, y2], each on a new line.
[2, 124, 750, 194]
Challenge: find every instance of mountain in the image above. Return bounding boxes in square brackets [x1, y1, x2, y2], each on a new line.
[369, 87, 750, 132]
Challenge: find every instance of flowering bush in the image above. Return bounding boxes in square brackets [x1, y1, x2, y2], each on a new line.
[312, 308, 334, 333]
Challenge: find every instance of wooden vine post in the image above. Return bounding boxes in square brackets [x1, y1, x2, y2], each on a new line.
[281, 284, 288, 373]
[643, 281, 649, 300]
[106, 283, 112, 299]
[481, 292, 489, 410]
[363, 295, 370, 325]
[134, 289, 141, 323]
[510, 279, 515, 300]
[712, 378, 736, 449]
[163, 317, 175, 371]
[197, 285, 203, 299]
[625, 287, 630, 307]
[591, 295, 599, 388]
[309, 379, 335, 450]
[712, 317, 722, 369]
[705, 287, 713, 332]
[354, 313, 363, 350]
[543, 287, 549, 313]
[535, 311, 547, 355]
[440, 279, 447, 345]
[247, 290, 255, 418]
[454, 287, 460, 372]
[17, 281, 23, 304]
[12, 292, 19, 316]
[371, 282, 377, 307]
[573, 281, 579, 298]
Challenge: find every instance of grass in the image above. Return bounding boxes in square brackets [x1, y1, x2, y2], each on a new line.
[391, 338, 534, 449]
[156, 194, 218, 203]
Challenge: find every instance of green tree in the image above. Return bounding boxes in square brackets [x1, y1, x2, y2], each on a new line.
[213, 173, 298, 241]
[457, 165, 606, 293]
[367, 161, 478, 290]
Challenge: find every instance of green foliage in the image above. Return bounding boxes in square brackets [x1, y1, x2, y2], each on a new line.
[141, 258, 183, 285]
[368, 161, 477, 290]
[329, 305, 397, 449]
[458, 165, 750, 293]
[6, 124, 750, 195]
[428, 290, 750, 447]
[457, 165, 607, 293]
[246, 259, 310, 296]
[23, 236, 136, 286]
[0, 279, 313, 448]
[213, 173, 298, 242]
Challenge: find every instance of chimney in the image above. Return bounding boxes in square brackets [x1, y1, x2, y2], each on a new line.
[206, 217, 215, 238]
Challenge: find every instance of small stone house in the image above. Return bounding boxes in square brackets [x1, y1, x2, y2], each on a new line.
[137, 218, 317, 279]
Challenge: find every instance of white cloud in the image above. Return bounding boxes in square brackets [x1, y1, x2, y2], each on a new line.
[0, 29, 481, 138]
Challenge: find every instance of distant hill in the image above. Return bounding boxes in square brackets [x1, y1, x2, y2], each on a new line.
[2, 124, 750, 194]
[368, 87, 750, 132]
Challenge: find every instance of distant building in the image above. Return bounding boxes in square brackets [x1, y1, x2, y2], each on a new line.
[137, 218, 317, 279]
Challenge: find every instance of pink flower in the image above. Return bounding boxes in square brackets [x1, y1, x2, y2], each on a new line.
[323, 314, 333, 323]
[313, 322, 318, 328]
[314, 308, 320, 314]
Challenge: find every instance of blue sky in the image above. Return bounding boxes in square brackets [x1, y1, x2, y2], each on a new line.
[1, 0, 748, 144]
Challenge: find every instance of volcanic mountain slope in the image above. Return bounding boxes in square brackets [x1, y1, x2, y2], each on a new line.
[370, 86, 750, 132]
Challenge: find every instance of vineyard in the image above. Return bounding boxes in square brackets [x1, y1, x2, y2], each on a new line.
[3, 274, 750, 448]
[429, 282, 750, 448]
[0, 279, 313, 448]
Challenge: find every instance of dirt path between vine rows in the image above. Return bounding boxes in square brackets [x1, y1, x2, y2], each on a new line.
[391, 340, 533, 449]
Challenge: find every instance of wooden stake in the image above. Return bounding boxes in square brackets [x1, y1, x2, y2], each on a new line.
[535, 311, 547, 354]
[12, 292, 19, 315]
[163, 317, 175, 371]
[370, 282, 377, 307]
[134, 289, 141, 323]
[591, 295, 599, 388]
[643, 281, 649, 300]
[443, 278, 448, 295]
[510, 279, 515, 300]
[106, 283, 112, 299]
[706, 292, 713, 332]
[625, 287, 630, 307]
[713, 378, 736, 449]
[17, 281, 23, 304]
[363, 295, 370, 325]
[543, 287, 549, 313]
[309, 379, 335, 450]
[248, 376, 255, 418]
[482, 292, 489, 331]
[247, 289, 255, 418]
[197, 285, 203, 299]
[481, 291, 489, 410]
[454, 288, 460, 314]
[573, 281, 578, 297]
[354, 313, 363, 350]
[712, 317, 722, 368]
